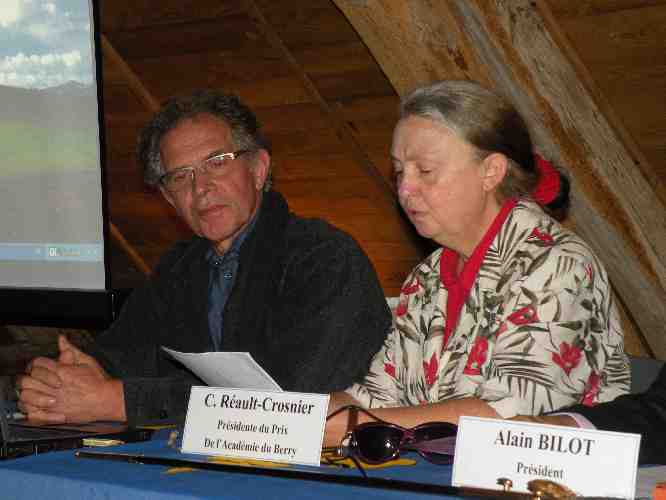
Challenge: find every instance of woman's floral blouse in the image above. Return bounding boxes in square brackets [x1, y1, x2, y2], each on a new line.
[347, 201, 630, 417]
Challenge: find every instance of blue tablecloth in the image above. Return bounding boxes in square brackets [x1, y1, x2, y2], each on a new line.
[0, 439, 465, 500]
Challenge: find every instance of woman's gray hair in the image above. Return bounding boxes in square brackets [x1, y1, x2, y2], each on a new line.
[138, 90, 272, 190]
[400, 80, 541, 202]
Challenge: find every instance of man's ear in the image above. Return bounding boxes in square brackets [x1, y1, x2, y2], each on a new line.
[251, 149, 271, 191]
[481, 153, 509, 192]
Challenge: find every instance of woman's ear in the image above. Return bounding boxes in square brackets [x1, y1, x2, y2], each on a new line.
[481, 153, 508, 192]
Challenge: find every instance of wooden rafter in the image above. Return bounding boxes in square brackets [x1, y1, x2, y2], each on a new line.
[101, 35, 160, 113]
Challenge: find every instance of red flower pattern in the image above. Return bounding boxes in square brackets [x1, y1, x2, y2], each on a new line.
[395, 299, 408, 317]
[582, 372, 601, 406]
[463, 337, 488, 375]
[384, 362, 396, 378]
[552, 342, 582, 375]
[584, 263, 594, 281]
[508, 304, 539, 325]
[530, 227, 554, 244]
[401, 278, 420, 295]
[423, 353, 438, 386]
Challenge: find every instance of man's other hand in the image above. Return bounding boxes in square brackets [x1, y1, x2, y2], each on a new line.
[17, 335, 126, 424]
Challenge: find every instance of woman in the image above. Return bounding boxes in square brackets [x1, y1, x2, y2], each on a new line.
[325, 80, 629, 444]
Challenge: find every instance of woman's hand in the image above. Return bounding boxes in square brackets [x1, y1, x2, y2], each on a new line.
[324, 391, 360, 447]
[510, 414, 578, 427]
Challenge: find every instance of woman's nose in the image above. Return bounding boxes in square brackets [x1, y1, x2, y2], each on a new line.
[397, 173, 414, 200]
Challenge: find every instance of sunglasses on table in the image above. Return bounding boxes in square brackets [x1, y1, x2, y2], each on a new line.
[323, 405, 457, 477]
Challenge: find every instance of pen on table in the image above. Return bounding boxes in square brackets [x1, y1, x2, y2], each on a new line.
[76, 451, 146, 464]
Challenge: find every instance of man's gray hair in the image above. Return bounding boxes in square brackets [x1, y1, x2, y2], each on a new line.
[138, 90, 272, 190]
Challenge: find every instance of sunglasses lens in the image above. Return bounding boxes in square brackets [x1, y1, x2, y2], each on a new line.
[412, 422, 457, 465]
[354, 424, 403, 463]
[420, 450, 454, 465]
[413, 422, 456, 441]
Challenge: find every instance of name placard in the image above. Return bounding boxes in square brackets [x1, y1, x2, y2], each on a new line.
[452, 416, 640, 499]
[181, 387, 329, 466]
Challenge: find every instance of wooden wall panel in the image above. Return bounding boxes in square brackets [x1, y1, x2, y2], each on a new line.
[255, 103, 331, 135]
[101, 1, 244, 32]
[133, 52, 293, 89]
[334, 95, 400, 184]
[550, 3, 666, 191]
[253, 0, 361, 47]
[106, 15, 258, 58]
[295, 43, 395, 100]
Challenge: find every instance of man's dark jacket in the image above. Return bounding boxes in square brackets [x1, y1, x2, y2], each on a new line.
[570, 365, 666, 464]
[88, 191, 391, 424]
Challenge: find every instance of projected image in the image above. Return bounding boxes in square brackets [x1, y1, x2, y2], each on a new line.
[0, 0, 105, 289]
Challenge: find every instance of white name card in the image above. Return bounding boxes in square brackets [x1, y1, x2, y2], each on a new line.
[181, 387, 329, 466]
[452, 416, 640, 499]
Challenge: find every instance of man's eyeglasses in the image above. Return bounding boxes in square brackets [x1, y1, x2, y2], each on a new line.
[159, 149, 250, 193]
[323, 405, 457, 478]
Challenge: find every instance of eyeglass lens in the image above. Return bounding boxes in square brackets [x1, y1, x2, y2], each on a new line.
[163, 152, 242, 191]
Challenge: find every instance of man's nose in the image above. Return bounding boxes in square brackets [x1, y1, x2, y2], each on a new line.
[192, 167, 213, 193]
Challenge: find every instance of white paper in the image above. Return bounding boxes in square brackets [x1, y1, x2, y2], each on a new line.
[162, 347, 282, 391]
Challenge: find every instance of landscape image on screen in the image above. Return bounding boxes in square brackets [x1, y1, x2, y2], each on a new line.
[0, 0, 106, 290]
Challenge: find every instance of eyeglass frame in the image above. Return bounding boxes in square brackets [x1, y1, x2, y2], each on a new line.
[158, 149, 251, 193]
[322, 405, 457, 478]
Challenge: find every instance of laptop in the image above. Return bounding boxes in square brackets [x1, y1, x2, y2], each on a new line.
[0, 399, 152, 459]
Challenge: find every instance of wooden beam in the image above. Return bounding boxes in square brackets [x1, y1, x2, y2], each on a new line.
[333, 0, 665, 357]
[109, 223, 152, 276]
[101, 35, 161, 113]
[332, 0, 493, 94]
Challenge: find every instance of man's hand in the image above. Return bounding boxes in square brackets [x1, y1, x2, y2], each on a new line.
[16, 355, 63, 420]
[510, 414, 579, 427]
[17, 335, 126, 424]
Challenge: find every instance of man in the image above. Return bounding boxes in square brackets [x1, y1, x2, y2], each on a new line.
[514, 365, 666, 464]
[17, 91, 391, 425]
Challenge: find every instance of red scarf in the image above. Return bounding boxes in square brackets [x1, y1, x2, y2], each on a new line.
[439, 199, 517, 349]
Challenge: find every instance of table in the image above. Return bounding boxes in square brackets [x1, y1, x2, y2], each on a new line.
[0, 438, 469, 500]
